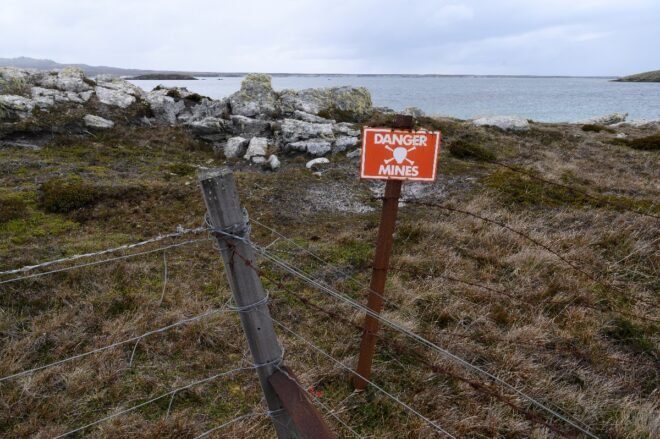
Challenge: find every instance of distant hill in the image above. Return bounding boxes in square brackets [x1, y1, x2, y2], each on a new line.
[614, 70, 660, 82]
[0, 56, 227, 77]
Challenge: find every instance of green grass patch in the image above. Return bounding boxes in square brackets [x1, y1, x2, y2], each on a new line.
[627, 135, 660, 151]
[581, 124, 615, 133]
[0, 195, 28, 223]
[448, 139, 496, 161]
[39, 176, 101, 213]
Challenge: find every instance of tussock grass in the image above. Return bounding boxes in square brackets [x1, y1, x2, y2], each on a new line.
[0, 121, 658, 438]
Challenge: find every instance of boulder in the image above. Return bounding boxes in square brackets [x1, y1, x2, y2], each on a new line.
[306, 157, 330, 170]
[181, 97, 228, 122]
[95, 86, 136, 108]
[279, 86, 372, 121]
[288, 139, 333, 156]
[185, 117, 229, 138]
[334, 136, 359, 152]
[34, 68, 93, 93]
[31, 87, 92, 107]
[473, 116, 530, 131]
[0, 95, 35, 119]
[145, 92, 185, 124]
[292, 110, 334, 124]
[230, 115, 273, 138]
[244, 137, 269, 162]
[228, 74, 279, 118]
[280, 118, 334, 143]
[265, 154, 281, 171]
[94, 77, 144, 108]
[403, 106, 425, 118]
[333, 122, 361, 137]
[580, 112, 628, 126]
[83, 115, 114, 129]
[224, 136, 249, 158]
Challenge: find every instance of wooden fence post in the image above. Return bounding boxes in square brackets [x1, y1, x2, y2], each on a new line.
[199, 168, 333, 439]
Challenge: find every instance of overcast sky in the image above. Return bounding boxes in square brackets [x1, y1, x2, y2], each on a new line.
[1, 0, 658, 76]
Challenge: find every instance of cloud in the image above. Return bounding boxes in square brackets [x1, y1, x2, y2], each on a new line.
[0, 0, 657, 75]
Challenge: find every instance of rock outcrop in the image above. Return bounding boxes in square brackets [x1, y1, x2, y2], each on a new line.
[473, 116, 530, 131]
[579, 113, 628, 126]
[0, 68, 374, 162]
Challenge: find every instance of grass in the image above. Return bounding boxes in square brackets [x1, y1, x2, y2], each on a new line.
[0, 120, 658, 438]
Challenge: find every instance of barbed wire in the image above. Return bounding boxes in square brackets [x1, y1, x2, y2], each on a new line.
[0, 307, 228, 383]
[250, 246, 599, 439]
[263, 310, 456, 438]
[0, 238, 211, 286]
[487, 160, 660, 220]
[0, 225, 207, 276]
[253, 255, 579, 436]
[52, 365, 252, 438]
[402, 198, 658, 310]
[218, 228, 594, 438]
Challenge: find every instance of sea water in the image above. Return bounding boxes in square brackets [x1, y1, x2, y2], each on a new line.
[130, 75, 660, 123]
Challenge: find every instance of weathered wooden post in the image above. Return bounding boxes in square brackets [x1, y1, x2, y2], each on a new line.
[354, 115, 441, 390]
[199, 168, 333, 439]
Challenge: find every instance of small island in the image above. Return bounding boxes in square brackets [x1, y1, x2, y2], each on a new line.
[613, 69, 660, 82]
[130, 73, 197, 80]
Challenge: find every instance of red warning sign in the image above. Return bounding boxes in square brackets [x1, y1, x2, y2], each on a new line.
[360, 128, 441, 181]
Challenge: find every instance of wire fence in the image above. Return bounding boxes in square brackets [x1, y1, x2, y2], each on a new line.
[2, 185, 655, 438]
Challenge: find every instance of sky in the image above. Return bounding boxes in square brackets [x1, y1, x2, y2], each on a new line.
[1, 0, 658, 76]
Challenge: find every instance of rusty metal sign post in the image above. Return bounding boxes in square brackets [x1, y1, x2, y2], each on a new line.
[354, 115, 441, 390]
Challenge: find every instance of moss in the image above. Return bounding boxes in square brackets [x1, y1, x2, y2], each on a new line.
[39, 176, 101, 213]
[165, 89, 182, 99]
[484, 169, 590, 208]
[0, 195, 28, 223]
[185, 93, 204, 103]
[448, 139, 496, 161]
[581, 124, 615, 133]
[0, 210, 77, 246]
[627, 135, 660, 151]
[318, 106, 363, 123]
[166, 163, 196, 176]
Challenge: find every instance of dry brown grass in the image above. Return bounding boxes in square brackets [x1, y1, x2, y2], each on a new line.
[0, 120, 658, 438]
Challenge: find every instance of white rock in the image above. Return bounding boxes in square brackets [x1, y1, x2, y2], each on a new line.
[228, 74, 279, 118]
[334, 136, 359, 152]
[251, 156, 267, 164]
[230, 115, 272, 138]
[403, 106, 425, 117]
[333, 122, 361, 137]
[185, 117, 228, 135]
[34, 68, 93, 93]
[292, 110, 335, 123]
[224, 136, 249, 158]
[306, 157, 330, 169]
[580, 112, 628, 126]
[31, 87, 89, 107]
[83, 114, 114, 129]
[288, 139, 332, 156]
[95, 86, 136, 108]
[0, 95, 35, 118]
[265, 154, 280, 171]
[279, 86, 372, 120]
[244, 137, 268, 162]
[145, 92, 185, 124]
[616, 133, 627, 139]
[281, 118, 334, 143]
[347, 149, 362, 159]
[473, 116, 530, 131]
